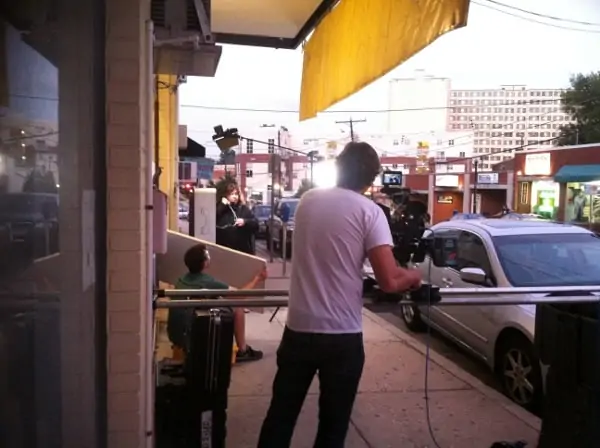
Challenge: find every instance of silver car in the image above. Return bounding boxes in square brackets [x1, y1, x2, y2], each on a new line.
[401, 220, 600, 411]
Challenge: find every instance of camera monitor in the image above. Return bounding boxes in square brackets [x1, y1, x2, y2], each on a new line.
[381, 171, 403, 188]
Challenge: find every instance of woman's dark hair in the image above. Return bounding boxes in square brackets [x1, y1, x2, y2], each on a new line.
[184, 243, 209, 274]
[336, 141, 381, 191]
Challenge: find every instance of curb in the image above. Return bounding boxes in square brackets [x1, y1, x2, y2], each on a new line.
[362, 309, 542, 431]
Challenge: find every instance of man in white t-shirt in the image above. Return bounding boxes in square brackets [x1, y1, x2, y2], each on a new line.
[257, 142, 422, 448]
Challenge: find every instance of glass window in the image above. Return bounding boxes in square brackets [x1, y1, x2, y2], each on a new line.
[1, 4, 105, 447]
[456, 231, 492, 273]
[566, 182, 600, 224]
[494, 233, 600, 286]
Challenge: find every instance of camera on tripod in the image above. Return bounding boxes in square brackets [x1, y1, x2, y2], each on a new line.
[379, 171, 431, 267]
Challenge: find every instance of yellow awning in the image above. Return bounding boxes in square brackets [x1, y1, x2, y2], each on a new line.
[299, 0, 470, 121]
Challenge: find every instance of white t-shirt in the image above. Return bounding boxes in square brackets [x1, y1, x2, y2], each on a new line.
[287, 187, 394, 334]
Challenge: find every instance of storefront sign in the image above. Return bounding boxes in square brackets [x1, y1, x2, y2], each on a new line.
[525, 153, 551, 176]
[477, 172, 499, 184]
[437, 194, 453, 204]
[435, 175, 459, 187]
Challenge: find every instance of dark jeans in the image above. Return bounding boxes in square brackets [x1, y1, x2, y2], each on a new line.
[257, 327, 365, 448]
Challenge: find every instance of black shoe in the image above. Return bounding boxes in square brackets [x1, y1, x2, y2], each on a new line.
[236, 345, 263, 363]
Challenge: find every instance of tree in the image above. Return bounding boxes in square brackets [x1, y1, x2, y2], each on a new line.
[557, 72, 600, 146]
[217, 149, 236, 165]
[294, 178, 315, 198]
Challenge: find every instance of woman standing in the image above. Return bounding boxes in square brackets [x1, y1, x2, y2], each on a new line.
[216, 183, 259, 254]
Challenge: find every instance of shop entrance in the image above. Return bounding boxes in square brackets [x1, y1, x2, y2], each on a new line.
[566, 182, 600, 225]
[530, 181, 559, 220]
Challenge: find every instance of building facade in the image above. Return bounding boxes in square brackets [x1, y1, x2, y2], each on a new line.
[448, 85, 573, 171]
[503, 144, 600, 231]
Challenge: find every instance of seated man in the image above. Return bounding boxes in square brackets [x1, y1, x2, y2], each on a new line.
[167, 243, 265, 363]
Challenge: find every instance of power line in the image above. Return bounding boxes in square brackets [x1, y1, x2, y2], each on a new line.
[481, 0, 600, 27]
[472, 1, 600, 33]
[179, 97, 566, 114]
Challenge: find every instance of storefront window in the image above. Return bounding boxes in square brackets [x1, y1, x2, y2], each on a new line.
[0, 2, 105, 447]
[530, 180, 559, 219]
[566, 182, 600, 224]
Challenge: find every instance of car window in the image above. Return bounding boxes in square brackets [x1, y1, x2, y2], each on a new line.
[494, 233, 600, 287]
[431, 228, 460, 268]
[456, 231, 492, 274]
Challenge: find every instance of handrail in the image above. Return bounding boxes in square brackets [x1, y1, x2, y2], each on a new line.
[154, 296, 600, 310]
[155, 285, 600, 299]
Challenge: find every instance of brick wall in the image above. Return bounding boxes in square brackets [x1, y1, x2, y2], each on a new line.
[105, 0, 151, 446]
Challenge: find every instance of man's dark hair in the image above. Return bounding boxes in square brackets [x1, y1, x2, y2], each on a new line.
[336, 141, 381, 191]
[184, 243, 209, 274]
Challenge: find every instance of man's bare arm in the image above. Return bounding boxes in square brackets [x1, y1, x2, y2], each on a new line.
[367, 245, 421, 293]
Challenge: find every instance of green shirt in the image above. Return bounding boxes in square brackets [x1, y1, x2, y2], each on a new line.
[167, 272, 230, 348]
[175, 272, 229, 291]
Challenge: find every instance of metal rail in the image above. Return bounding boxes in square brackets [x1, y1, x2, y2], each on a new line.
[156, 285, 600, 299]
[154, 295, 600, 310]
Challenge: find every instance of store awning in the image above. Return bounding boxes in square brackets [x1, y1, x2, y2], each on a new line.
[554, 165, 600, 183]
[300, 0, 470, 120]
[212, 0, 338, 49]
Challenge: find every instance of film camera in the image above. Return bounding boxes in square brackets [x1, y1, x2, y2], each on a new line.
[379, 171, 431, 267]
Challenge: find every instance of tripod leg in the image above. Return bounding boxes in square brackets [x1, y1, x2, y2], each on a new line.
[269, 307, 280, 323]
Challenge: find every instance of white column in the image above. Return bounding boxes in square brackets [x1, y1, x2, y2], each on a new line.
[463, 171, 472, 213]
[506, 171, 515, 210]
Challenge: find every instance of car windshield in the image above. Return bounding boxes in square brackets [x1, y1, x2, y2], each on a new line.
[253, 206, 271, 218]
[493, 233, 600, 287]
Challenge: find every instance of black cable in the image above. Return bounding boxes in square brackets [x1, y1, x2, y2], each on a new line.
[180, 97, 566, 114]
[481, 0, 600, 27]
[472, 1, 600, 33]
[423, 234, 443, 448]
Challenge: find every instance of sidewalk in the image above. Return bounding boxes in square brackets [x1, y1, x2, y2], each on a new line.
[226, 262, 541, 447]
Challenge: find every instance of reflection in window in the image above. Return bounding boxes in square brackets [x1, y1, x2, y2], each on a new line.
[566, 182, 600, 224]
[0, 17, 61, 447]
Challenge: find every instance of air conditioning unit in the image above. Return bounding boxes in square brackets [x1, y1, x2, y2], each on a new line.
[152, 0, 222, 77]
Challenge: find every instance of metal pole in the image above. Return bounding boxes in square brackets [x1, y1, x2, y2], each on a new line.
[472, 160, 478, 214]
[154, 295, 600, 310]
[156, 285, 600, 298]
[282, 222, 288, 276]
[268, 154, 275, 262]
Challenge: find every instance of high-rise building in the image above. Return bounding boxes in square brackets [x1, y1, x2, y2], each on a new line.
[447, 85, 573, 170]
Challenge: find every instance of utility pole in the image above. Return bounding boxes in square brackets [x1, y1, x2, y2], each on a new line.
[472, 160, 479, 214]
[336, 117, 366, 142]
[307, 151, 318, 185]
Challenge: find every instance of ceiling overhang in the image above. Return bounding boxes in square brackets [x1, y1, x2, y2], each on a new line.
[211, 0, 338, 49]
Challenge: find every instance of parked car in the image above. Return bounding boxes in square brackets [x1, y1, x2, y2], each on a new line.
[0, 193, 60, 270]
[400, 219, 600, 412]
[266, 198, 300, 258]
[449, 213, 484, 221]
[500, 212, 548, 221]
[178, 203, 189, 220]
[252, 204, 272, 238]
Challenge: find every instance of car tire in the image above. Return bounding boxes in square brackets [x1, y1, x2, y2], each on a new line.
[496, 332, 543, 413]
[399, 303, 427, 332]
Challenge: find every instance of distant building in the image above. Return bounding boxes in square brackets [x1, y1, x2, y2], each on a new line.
[447, 85, 573, 170]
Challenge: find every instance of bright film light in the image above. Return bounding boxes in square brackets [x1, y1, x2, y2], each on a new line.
[313, 160, 337, 188]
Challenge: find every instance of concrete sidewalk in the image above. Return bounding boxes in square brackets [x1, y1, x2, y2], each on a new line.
[226, 263, 541, 447]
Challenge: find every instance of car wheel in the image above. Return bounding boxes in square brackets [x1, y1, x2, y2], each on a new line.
[399, 303, 427, 332]
[496, 333, 543, 413]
